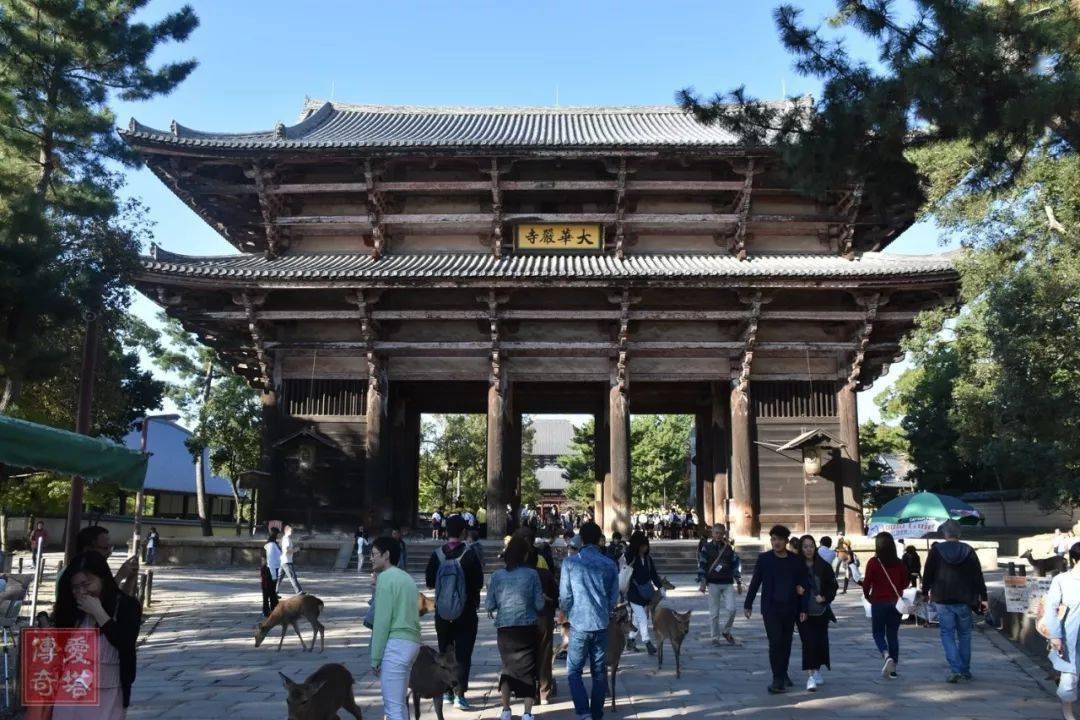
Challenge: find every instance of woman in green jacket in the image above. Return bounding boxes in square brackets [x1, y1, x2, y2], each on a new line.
[370, 536, 422, 720]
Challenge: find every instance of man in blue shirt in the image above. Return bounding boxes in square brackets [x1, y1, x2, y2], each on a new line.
[744, 524, 810, 694]
[559, 521, 619, 720]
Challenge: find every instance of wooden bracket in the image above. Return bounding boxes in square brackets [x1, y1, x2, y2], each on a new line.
[246, 162, 289, 259]
[727, 158, 756, 260]
[845, 292, 882, 390]
[364, 158, 388, 261]
[480, 159, 505, 258]
[234, 292, 272, 387]
[733, 291, 763, 395]
[834, 184, 864, 260]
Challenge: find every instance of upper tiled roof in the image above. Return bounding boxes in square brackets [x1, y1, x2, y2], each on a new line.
[140, 248, 956, 284]
[120, 99, 800, 151]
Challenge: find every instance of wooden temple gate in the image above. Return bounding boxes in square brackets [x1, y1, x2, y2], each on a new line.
[123, 101, 958, 537]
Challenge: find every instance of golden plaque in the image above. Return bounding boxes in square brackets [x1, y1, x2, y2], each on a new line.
[514, 224, 603, 252]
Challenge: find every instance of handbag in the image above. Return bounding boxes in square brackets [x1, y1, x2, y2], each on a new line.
[882, 561, 915, 615]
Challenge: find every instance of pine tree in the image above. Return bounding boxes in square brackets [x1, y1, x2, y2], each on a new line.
[0, 0, 198, 410]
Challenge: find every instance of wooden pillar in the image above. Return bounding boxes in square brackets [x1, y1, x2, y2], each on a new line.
[593, 391, 610, 530]
[365, 354, 390, 529]
[837, 384, 864, 535]
[711, 382, 729, 528]
[695, 408, 710, 527]
[257, 389, 281, 524]
[608, 372, 631, 537]
[730, 381, 759, 538]
[486, 377, 510, 538]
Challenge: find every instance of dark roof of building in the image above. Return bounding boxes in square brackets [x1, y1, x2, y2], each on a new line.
[121, 99, 801, 152]
[140, 248, 956, 285]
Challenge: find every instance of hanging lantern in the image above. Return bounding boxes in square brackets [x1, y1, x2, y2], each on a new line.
[802, 447, 824, 478]
[297, 443, 317, 472]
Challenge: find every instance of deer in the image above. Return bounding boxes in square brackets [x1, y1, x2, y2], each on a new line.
[255, 592, 325, 652]
[418, 592, 434, 617]
[409, 644, 458, 720]
[1021, 550, 1069, 577]
[607, 602, 637, 710]
[646, 585, 692, 678]
[280, 663, 362, 720]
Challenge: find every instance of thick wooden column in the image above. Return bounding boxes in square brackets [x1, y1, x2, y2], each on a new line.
[837, 384, 864, 535]
[593, 400, 610, 530]
[486, 375, 510, 538]
[365, 354, 391, 529]
[257, 389, 281, 524]
[608, 371, 632, 537]
[695, 408, 711, 527]
[711, 382, 729, 528]
[730, 381, 759, 537]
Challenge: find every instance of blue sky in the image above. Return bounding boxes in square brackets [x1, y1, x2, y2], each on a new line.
[115, 0, 955, 423]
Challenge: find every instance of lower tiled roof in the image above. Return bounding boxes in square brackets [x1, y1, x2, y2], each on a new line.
[141, 249, 956, 283]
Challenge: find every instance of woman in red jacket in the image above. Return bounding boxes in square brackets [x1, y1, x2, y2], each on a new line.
[863, 532, 909, 679]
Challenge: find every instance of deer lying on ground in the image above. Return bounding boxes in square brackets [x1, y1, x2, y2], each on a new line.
[409, 644, 458, 720]
[280, 663, 362, 720]
[255, 592, 325, 652]
[1021, 550, 1069, 577]
[647, 587, 692, 678]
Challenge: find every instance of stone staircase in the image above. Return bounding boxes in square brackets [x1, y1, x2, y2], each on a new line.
[345, 539, 767, 578]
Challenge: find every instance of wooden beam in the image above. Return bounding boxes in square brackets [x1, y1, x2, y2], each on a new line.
[845, 292, 882, 390]
[363, 159, 387, 260]
[186, 178, 750, 196]
[729, 158, 756, 260]
[234, 292, 272, 386]
[245, 163, 287, 259]
[273, 212, 741, 230]
[482, 159, 504, 258]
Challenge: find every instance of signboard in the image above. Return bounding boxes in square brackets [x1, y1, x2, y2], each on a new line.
[1027, 576, 1054, 618]
[514, 224, 603, 252]
[1004, 575, 1029, 614]
[21, 628, 99, 707]
[866, 519, 942, 540]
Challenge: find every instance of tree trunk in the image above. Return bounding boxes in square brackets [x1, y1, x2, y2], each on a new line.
[194, 362, 215, 536]
[229, 479, 243, 536]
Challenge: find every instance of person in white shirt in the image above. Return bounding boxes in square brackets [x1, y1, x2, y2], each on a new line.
[276, 524, 304, 594]
[818, 536, 838, 565]
[262, 528, 282, 615]
[463, 510, 476, 528]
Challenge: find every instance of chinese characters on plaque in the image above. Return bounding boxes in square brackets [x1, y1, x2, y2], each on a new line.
[22, 628, 99, 707]
[514, 224, 603, 252]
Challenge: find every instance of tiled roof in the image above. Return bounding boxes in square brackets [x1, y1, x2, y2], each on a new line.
[140, 249, 956, 283]
[120, 99, 800, 151]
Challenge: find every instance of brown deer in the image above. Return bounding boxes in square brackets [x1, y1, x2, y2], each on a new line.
[280, 663, 362, 720]
[409, 644, 458, 720]
[1021, 550, 1069, 577]
[607, 602, 637, 710]
[418, 592, 434, 617]
[255, 592, 325, 652]
[647, 589, 692, 678]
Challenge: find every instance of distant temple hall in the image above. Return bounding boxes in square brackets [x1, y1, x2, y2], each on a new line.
[123, 99, 958, 537]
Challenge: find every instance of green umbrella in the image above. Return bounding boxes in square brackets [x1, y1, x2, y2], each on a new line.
[868, 491, 981, 538]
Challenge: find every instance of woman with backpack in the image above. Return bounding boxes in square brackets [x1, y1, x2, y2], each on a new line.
[486, 534, 545, 720]
[624, 531, 668, 655]
[863, 531, 910, 679]
[425, 515, 484, 711]
[796, 535, 838, 691]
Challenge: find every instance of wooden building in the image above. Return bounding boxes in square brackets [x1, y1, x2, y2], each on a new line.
[122, 100, 958, 538]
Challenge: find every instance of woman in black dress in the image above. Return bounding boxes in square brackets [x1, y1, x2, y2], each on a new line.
[796, 535, 838, 692]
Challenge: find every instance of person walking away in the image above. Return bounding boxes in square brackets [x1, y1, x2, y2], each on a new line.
[796, 535, 838, 691]
[145, 527, 160, 566]
[743, 525, 809, 694]
[355, 525, 368, 574]
[370, 536, 422, 720]
[817, 536, 836, 567]
[391, 528, 408, 569]
[698, 523, 743, 646]
[559, 521, 618, 720]
[625, 531, 668, 655]
[921, 519, 988, 683]
[477, 506, 488, 538]
[51, 552, 141, 719]
[903, 545, 922, 588]
[425, 515, 484, 710]
[431, 509, 444, 540]
[30, 521, 48, 565]
[276, 524, 304, 594]
[1044, 542, 1080, 720]
[863, 532, 909, 679]
[262, 528, 282, 616]
[529, 537, 559, 703]
[486, 535, 545, 720]
[466, 528, 485, 572]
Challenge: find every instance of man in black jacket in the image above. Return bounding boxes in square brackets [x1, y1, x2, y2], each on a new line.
[425, 514, 484, 710]
[921, 520, 988, 683]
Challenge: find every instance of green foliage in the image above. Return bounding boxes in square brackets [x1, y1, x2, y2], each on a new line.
[858, 419, 909, 509]
[417, 413, 537, 513]
[680, 0, 1080, 218]
[560, 415, 694, 511]
[0, 0, 197, 410]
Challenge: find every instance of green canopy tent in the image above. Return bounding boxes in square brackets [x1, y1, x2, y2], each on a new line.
[0, 415, 149, 491]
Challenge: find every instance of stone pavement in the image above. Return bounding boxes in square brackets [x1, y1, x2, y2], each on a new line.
[127, 565, 1062, 720]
